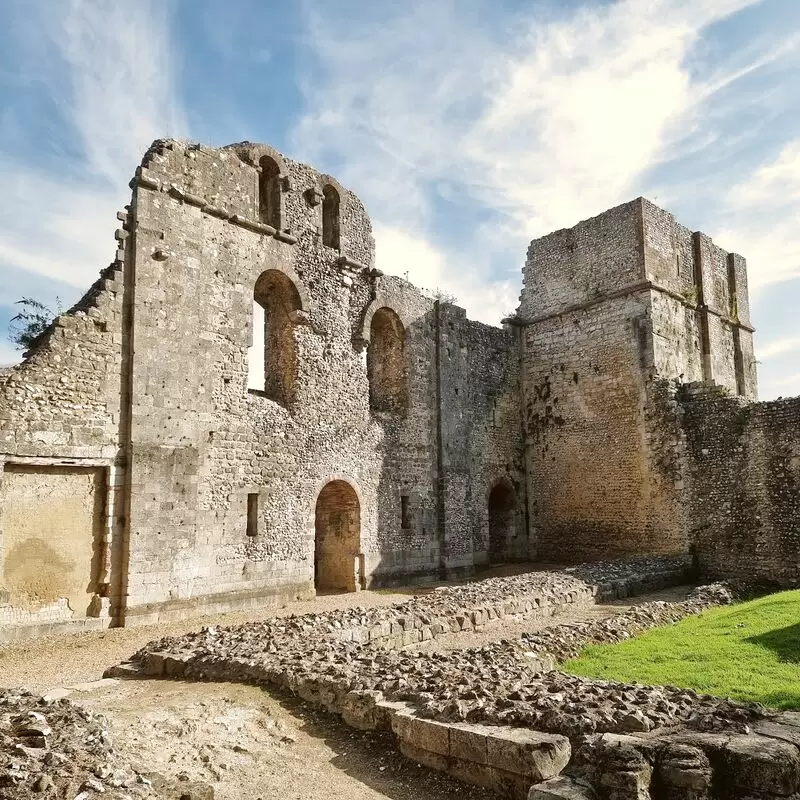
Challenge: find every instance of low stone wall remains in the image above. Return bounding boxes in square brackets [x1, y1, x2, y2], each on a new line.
[106, 556, 800, 799]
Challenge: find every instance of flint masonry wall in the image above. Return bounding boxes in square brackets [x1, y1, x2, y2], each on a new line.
[437, 305, 527, 572]
[0, 138, 526, 631]
[681, 387, 800, 585]
[0, 135, 788, 630]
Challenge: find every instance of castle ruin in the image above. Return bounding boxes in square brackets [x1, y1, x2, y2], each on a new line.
[0, 139, 796, 635]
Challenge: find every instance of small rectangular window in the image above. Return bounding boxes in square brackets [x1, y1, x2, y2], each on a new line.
[247, 493, 259, 537]
[401, 495, 411, 529]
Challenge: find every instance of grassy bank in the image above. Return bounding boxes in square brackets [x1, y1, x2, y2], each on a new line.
[564, 590, 800, 709]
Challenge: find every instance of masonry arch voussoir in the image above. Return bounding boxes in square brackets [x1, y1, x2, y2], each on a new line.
[357, 296, 414, 347]
[253, 263, 311, 316]
[229, 142, 290, 177]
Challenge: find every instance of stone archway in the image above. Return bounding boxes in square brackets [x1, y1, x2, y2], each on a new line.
[488, 482, 518, 563]
[314, 480, 361, 592]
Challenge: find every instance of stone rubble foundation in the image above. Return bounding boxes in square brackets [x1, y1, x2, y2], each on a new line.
[106, 556, 800, 799]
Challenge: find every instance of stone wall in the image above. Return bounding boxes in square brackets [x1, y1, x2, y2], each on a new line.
[0, 254, 126, 629]
[681, 386, 800, 585]
[0, 135, 790, 630]
[0, 139, 524, 631]
[519, 199, 755, 564]
[521, 202, 678, 562]
[642, 199, 757, 400]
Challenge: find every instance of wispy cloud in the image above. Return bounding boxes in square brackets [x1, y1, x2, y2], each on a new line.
[293, 0, 788, 326]
[715, 139, 800, 288]
[0, 0, 186, 358]
[757, 332, 800, 361]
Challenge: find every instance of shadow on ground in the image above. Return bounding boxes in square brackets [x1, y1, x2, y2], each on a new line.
[747, 622, 800, 664]
[274, 692, 496, 800]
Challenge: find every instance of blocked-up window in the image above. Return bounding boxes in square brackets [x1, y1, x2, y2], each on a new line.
[247, 270, 302, 406]
[259, 156, 281, 230]
[368, 307, 408, 413]
[322, 184, 340, 250]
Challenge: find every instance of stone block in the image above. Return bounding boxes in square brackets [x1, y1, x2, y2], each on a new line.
[398, 740, 448, 772]
[724, 734, 800, 796]
[446, 757, 495, 790]
[341, 689, 383, 731]
[449, 723, 490, 764]
[528, 776, 597, 800]
[486, 727, 571, 781]
[405, 716, 450, 756]
[375, 699, 413, 731]
[658, 743, 711, 793]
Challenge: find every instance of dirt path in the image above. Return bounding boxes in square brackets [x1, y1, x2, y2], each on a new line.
[411, 584, 694, 653]
[0, 589, 416, 693]
[69, 678, 496, 800]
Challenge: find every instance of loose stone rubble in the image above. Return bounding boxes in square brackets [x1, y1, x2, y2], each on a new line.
[0, 687, 213, 799]
[102, 555, 800, 798]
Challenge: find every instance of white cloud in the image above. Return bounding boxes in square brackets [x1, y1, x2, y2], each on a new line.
[374, 225, 517, 325]
[715, 140, 800, 288]
[295, 0, 771, 323]
[0, 0, 186, 305]
[756, 333, 800, 361]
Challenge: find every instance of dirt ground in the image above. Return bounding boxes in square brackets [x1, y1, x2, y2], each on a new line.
[0, 577, 694, 799]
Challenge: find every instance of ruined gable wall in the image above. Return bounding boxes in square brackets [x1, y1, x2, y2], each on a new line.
[520, 200, 687, 562]
[681, 387, 800, 586]
[0, 265, 125, 458]
[122, 141, 448, 619]
[642, 200, 757, 399]
[0, 251, 128, 628]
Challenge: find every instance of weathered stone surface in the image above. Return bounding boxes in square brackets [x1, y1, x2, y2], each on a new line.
[528, 776, 597, 800]
[723, 734, 800, 795]
[0, 687, 214, 800]
[0, 136, 790, 641]
[658, 743, 712, 797]
[485, 728, 570, 781]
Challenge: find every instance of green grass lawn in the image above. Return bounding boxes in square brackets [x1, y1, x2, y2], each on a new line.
[564, 590, 800, 710]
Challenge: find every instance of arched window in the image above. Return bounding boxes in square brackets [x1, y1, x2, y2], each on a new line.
[322, 184, 340, 250]
[247, 270, 302, 406]
[258, 156, 281, 229]
[367, 307, 408, 413]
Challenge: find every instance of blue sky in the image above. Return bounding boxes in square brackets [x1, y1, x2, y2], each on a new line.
[1, 0, 799, 399]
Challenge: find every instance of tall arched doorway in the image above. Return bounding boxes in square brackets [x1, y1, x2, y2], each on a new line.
[315, 480, 361, 592]
[488, 482, 519, 563]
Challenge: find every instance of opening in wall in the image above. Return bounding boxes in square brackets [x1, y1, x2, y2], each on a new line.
[322, 184, 340, 250]
[258, 155, 281, 230]
[247, 269, 303, 405]
[247, 493, 259, 537]
[368, 307, 409, 414]
[401, 495, 411, 529]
